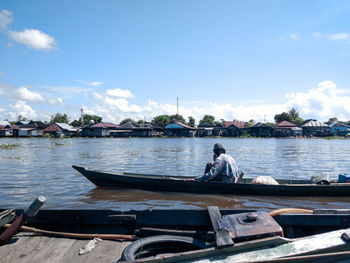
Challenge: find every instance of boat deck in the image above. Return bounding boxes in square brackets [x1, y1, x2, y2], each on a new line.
[0, 232, 130, 263]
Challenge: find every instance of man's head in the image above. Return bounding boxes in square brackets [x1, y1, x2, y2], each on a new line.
[213, 143, 225, 156]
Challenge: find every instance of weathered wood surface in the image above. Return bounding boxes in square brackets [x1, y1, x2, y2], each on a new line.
[207, 206, 233, 247]
[0, 232, 130, 263]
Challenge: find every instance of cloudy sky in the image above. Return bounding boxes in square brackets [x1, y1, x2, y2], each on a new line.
[1, 1, 350, 124]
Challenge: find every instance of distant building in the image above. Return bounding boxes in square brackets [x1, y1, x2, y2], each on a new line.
[44, 123, 79, 137]
[300, 119, 332, 137]
[249, 122, 272, 137]
[329, 122, 350, 136]
[81, 122, 118, 137]
[164, 122, 195, 137]
[196, 122, 214, 137]
[272, 121, 302, 137]
[18, 121, 48, 137]
[225, 121, 245, 137]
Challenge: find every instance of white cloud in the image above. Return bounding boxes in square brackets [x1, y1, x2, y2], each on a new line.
[9, 100, 37, 120]
[327, 33, 349, 41]
[0, 84, 65, 106]
[0, 10, 13, 31]
[1, 81, 350, 124]
[81, 80, 350, 124]
[90, 81, 103, 87]
[16, 86, 44, 102]
[106, 88, 134, 98]
[285, 81, 350, 120]
[8, 29, 57, 51]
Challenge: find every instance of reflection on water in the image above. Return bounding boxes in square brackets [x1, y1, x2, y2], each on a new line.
[1, 137, 350, 211]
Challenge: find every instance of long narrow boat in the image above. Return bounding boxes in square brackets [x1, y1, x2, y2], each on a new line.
[73, 165, 350, 196]
[2, 207, 350, 262]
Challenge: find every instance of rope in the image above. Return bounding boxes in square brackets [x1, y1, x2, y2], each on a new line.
[4, 224, 134, 241]
[269, 208, 313, 217]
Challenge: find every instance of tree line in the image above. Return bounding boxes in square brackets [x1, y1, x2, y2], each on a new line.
[12, 108, 350, 128]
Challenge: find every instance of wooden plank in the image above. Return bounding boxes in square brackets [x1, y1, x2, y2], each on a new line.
[59, 239, 131, 263]
[207, 206, 233, 247]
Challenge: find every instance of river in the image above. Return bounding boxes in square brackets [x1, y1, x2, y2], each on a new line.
[1, 137, 350, 211]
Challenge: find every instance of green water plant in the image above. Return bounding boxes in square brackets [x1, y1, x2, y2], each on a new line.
[0, 143, 20, 149]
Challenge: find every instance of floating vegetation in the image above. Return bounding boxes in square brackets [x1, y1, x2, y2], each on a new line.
[325, 136, 348, 140]
[0, 143, 20, 150]
[55, 142, 68, 146]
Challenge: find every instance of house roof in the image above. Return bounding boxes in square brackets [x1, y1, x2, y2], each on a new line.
[165, 122, 193, 129]
[225, 121, 244, 129]
[301, 120, 329, 127]
[250, 122, 272, 128]
[44, 123, 63, 132]
[274, 121, 296, 128]
[330, 122, 349, 128]
[5, 124, 19, 129]
[117, 122, 138, 130]
[90, 122, 118, 128]
[56, 123, 77, 131]
[198, 122, 213, 128]
[21, 121, 47, 129]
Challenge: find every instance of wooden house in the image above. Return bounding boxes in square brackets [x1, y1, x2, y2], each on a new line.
[225, 121, 245, 137]
[196, 122, 214, 137]
[2, 125, 19, 137]
[18, 121, 48, 137]
[272, 121, 302, 137]
[44, 123, 79, 137]
[249, 122, 272, 137]
[0, 126, 12, 137]
[300, 120, 332, 137]
[329, 122, 350, 136]
[164, 122, 195, 137]
[134, 122, 163, 137]
[111, 122, 139, 137]
[81, 122, 118, 137]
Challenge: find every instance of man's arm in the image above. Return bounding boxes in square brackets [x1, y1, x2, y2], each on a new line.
[196, 157, 223, 182]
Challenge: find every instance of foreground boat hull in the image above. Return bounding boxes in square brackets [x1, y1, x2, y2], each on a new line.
[72, 165, 350, 196]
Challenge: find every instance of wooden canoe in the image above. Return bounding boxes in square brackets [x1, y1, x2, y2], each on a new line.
[72, 165, 350, 196]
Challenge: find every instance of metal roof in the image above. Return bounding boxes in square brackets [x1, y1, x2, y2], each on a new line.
[225, 121, 244, 129]
[274, 121, 296, 127]
[301, 120, 330, 127]
[90, 122, 119, 128]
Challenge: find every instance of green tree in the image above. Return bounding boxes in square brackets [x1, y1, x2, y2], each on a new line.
[137, 120, 145, 125]
[152, 115, 170, 128]
[51, 113, 69, 124]
[326, 117, 338, 125]
[274, 108, 303, 125]
[187, 116, 195, 127]
[169, 114, 186, 124]
[70, 120, 81, 127]
[214, 118, 226, 126]
[274, 112, 292, 123]
[71, 114, 103, 126]
[120, 118, 136, 125]
[83, 114, 102, 125]
[17, 115, 27, 122]
[199, 115, 215, 126]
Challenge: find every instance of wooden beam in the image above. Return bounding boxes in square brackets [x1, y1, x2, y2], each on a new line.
[207, 206, 234, 247]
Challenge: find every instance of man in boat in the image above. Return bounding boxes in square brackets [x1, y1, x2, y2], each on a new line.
[188, 143, 242, 183]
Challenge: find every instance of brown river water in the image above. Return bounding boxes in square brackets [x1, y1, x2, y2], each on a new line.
[0, 137, 350, 211]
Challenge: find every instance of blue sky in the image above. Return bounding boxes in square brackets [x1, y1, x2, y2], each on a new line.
[1, 0, 350, 124]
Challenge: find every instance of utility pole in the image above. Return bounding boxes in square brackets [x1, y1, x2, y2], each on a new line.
[80, 108, 84, 127]
[176, 97, 179, 115]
